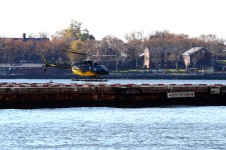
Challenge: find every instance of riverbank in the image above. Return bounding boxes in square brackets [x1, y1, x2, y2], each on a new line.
[107, 73, 226, 80]
[1, 72, 226, 79]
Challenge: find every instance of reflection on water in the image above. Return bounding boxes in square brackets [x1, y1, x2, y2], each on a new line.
[0, 107, 226, 149]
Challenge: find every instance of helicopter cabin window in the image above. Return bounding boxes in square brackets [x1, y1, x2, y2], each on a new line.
[93, 66, 97, 71]
[81, 66, 91, 72]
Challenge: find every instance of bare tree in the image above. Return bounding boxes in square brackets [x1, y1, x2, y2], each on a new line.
[191, 50, 202, 68]
[104, 36, 126, 72]
[124, 31, 145, 42]
[125, 31, 146, 71]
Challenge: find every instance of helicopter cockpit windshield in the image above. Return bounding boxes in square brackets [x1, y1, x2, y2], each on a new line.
[100, 65, 108, 72]
[93, 65, 109, 75]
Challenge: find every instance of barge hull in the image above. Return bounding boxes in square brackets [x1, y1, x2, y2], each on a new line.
[0, 83, 226, 108]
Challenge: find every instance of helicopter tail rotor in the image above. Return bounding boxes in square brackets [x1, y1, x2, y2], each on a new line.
[41, 55, 49, 72]
[43, 64, 48, 72]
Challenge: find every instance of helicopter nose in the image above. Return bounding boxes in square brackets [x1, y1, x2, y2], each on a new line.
[101, 70, 109, 75]
[98, 65, 109, 75]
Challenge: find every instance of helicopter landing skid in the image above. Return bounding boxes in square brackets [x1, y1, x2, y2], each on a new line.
[71, 78, 109, 82]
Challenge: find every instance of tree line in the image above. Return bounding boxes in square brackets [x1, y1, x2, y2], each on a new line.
[0, 20, 225, 71]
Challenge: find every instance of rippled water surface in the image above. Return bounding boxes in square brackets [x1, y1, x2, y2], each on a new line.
[1, 107, 226, 149]
[1, 79, 226, 149]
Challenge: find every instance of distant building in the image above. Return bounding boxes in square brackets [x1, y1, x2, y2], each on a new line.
[0, 63, 43, 76]
[2, 33, 50, 42]
[182, 47, 216, 73]
[143, 47, 169, 69]
[0, 33, 50, 63]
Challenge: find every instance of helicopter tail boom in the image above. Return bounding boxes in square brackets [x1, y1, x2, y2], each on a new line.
[41, 55, 71, 72]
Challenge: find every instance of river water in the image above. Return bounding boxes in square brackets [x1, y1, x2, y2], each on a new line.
[1, 79, 226, 149]
[1, 107, 226, 149]
[0, 79, 226, 85]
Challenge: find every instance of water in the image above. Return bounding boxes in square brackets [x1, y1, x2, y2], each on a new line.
[0, 79, 226, 85]
[1, 79, 226, 149]
[1, 107, 226, 149]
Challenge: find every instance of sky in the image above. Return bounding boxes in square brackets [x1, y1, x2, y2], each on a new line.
[0, 0, 226, 40]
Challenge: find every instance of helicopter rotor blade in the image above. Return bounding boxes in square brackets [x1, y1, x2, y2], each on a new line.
[62, 50, 116, 57]
[92, 55, 116, 57]
[61, 50, 93, 56]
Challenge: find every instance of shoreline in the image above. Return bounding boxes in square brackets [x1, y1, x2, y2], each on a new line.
[1, 73, 226, 80]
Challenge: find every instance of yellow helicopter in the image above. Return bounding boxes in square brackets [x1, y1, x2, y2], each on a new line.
[42, 50, 111, 81]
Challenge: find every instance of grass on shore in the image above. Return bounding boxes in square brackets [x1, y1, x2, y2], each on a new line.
[111, 69, 186, 74]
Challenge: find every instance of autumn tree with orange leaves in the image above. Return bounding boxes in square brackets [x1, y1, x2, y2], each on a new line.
[0, 21, 225, 72]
